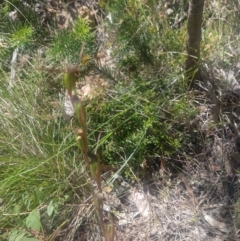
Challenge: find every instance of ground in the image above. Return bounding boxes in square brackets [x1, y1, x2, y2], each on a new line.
[36, 1, 240, 240]
[3, 0, 240, 240]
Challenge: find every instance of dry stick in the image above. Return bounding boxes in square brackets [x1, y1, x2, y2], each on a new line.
[77, 126, 106, 237]
[82, 151, 107, 239]
[178, 173, 197, 208]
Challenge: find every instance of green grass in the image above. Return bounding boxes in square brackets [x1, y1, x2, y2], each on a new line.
[0, 67, 91, 240]
[0, 3, 96, 239]
[1, 0, 240, 240]
[0, 1, 195, 239]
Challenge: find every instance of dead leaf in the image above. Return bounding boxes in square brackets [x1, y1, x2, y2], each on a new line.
[203, 211, 234, 234]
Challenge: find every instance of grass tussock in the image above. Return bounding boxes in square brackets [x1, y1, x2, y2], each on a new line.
[1, 0, 240, 240]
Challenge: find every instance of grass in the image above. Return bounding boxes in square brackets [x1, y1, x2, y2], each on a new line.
[0, 1, 195, 239]
[1, 0, 240, 240]
[0, 67, 91, 239]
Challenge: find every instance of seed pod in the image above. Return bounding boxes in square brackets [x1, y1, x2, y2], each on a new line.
[89, 158, 100, 181]
[76, 135, 85, 153]
[75, 102, 87, 130]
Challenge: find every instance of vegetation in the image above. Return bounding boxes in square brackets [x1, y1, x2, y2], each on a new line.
[0, 0, 240, 240]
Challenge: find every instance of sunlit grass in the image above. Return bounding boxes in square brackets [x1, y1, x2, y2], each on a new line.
[0, 67, 90, 239]
[1, 0, 240, 240]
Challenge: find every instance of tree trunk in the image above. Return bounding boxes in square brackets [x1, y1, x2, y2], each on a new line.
[185, 0, 205, 86]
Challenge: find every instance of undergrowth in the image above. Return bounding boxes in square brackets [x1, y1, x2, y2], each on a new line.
[1, 0, 239, 240]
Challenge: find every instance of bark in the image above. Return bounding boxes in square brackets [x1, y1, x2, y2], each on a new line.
[185, 0, 205, 86]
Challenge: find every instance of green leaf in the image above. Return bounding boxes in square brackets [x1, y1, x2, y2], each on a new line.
[9, 230, 26, 241]
[15, 233, 26, 241]
[9, 230, 41, 241]
[34, 187, 45, 204]
[26, 209, 41, 232]
[47, 200, 54, 217]
[14, 204, 21, 214]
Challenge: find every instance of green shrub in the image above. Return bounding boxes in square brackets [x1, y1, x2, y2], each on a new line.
[48, 18, 94, 63]
[87, 75, 195, 177]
